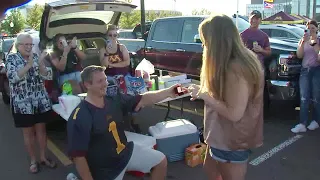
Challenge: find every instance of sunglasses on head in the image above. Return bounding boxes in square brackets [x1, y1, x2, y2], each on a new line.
[108, 34, 118, 37]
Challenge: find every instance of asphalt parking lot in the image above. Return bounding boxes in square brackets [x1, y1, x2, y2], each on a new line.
[1, 95, 320, 180]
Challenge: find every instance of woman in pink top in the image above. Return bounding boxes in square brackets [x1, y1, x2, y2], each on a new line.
[291, 20, 320, 133]
[188, 14, 264, 180]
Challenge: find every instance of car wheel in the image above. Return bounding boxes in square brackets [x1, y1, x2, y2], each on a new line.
[2, 80, 9, 105]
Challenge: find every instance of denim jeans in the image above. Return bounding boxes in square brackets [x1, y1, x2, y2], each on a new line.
[299, 67, 320, 125]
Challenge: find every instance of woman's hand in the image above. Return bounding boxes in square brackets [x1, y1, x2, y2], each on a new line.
[38, 51, 49, 76]
[27, 53, 34, 68]
[39, 51, 47, 61]
[188, 84, 203, 101]
[303, 32, 310, 43]
[63, 44, 71, 55]
[71, 37, 77, 48]
[253, 45, 263, 53]
[106, 40, 112, 50]
[39, 51, 48, 66]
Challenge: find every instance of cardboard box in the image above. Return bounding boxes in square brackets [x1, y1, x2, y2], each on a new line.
[185, 143, 207, 167]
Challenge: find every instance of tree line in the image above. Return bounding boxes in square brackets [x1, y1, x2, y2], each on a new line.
[1, 4, 44, 35]
[0, 2, 211, 35]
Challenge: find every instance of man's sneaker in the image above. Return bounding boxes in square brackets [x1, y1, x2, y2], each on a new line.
[307, 120, 319, 131]
[66, 173, 79, 180]
[291, 124, 307, 133]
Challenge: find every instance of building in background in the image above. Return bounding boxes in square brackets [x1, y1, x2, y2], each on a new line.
[246, 4, 285, 18]
[248, 0, 318, 19]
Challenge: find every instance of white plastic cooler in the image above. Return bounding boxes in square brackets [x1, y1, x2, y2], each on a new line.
[148, 119, 199, 162]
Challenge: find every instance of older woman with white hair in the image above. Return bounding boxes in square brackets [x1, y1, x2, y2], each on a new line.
[5, 33, 57, 174]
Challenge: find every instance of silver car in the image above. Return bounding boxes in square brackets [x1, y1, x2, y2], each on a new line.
[259, 24, 304, 43]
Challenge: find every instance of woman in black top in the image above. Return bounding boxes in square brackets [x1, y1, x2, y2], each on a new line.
[50, 34, 86, 88]
[100, 24, 131, 84]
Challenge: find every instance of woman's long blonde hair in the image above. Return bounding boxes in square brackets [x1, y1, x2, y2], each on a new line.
[199, 14, 263, 101]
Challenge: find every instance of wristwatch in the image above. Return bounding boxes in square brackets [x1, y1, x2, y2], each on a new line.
[104, 53, 110, 57]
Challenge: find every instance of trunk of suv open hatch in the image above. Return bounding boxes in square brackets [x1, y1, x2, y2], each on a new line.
[40, 0, 137, 42]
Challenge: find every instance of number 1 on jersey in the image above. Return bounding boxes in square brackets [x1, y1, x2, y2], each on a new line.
[109, 121, 125, 154]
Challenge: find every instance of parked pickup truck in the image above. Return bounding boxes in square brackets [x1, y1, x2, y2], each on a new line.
[120, 15, 301, 110]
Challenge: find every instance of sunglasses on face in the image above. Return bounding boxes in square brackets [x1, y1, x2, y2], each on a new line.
[108, 34, 118, 38]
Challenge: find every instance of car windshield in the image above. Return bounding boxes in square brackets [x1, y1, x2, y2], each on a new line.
[290, 27, 304, 37]
[232, 17, 250, 33]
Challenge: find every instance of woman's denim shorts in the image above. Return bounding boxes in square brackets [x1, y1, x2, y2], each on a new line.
[209, 146, 252, 164]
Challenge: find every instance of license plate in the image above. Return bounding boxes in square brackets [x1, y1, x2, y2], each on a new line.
[279, 58, 287, 64]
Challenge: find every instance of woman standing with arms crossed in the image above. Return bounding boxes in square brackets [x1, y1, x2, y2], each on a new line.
[188, 14, 264, 180]
[6, 33, 57, 174]
[291, 20, 320, 133]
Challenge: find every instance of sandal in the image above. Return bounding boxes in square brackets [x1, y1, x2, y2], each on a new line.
[40, 158, 57, 169]
[29, 161, 39, 174]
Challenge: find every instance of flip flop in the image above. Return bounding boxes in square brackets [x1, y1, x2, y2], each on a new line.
[29, 161, 39, 174]
[40, 158, 57, 169]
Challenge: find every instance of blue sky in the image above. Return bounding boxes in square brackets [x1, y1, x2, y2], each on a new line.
[30, 0, 251, 15]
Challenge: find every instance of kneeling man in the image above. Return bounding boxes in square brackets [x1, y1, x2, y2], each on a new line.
[68, 65, 181, 180]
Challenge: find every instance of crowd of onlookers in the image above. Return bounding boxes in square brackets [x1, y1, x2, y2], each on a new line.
[1, 1, 319, 179]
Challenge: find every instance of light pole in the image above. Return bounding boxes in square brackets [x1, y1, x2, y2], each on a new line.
[140, 0, 146, 36]
[10, 21, 14, 35]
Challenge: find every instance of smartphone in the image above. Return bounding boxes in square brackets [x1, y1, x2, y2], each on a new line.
[106, 40, 112, 49]
[305, 29, 310, 36]
[71, 37, 77, 47]
[253, 41, 258, 48]
[61, 39, 68, 47]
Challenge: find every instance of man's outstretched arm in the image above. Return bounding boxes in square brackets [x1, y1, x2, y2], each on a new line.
[135, 84, 186, 111]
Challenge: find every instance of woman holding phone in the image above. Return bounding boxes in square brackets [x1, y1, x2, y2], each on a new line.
[99, 24, 131, 83]
[49, 34, 86, 88]
[291, 20, 320, 133]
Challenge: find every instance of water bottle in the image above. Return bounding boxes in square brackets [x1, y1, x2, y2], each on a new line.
[66, 173, 79, 180]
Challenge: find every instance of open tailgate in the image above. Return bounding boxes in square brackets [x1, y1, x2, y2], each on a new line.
[40, 0, 137, 41]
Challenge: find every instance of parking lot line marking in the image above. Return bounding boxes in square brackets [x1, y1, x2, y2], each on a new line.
[249, 134, 303, 166]
[155, 103, 204, 117]
[47, 138, 73, 166]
